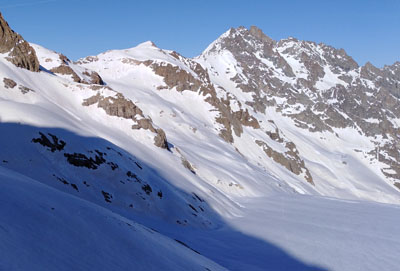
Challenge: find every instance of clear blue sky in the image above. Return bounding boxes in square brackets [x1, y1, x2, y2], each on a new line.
[1, 0, 399, 67]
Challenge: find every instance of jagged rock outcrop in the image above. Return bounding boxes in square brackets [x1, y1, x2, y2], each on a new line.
[257, 139, 313, 185]
[249, 25, 275, 45]
[256, 123, 314, 185]
[50, 54, 104, 85]
[0, 13, 39, 71]
[3, 77, 16, 89]
[50, 65, 82, 83]
[146, 55, 260, 143]
[83, 92, 168, 149]
[83, 70, 104, 85]
[50, 64, 104, 85]
[2, 77, 34, 94]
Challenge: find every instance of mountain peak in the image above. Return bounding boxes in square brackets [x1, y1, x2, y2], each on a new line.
[136, 40, 158, 48]
[0, 13, 39, 72]
[249, 25, 274, 44]
[363, 61, 380, 71]
[200, 26, 265, 55]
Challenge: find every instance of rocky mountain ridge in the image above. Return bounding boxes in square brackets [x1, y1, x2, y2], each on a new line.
[197, 25, 400, 191]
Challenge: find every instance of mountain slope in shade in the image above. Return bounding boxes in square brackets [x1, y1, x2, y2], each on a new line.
[1, 12, 400, 271]
[0, 165, 226, 271]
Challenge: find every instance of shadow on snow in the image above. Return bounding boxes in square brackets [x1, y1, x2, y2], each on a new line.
[0, 122, 328, 271]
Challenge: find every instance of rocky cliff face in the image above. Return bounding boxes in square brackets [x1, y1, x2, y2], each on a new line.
[0, 13, 39, 72]
[48, 53, 104, 85]
[196, 26, 400, 190]
[82, 88, 169, 149]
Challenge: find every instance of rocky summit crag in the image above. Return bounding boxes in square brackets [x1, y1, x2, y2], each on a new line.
[0, 13, 39, 72]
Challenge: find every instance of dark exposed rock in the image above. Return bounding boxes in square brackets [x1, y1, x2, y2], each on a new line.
[82, 70, 105, 85]
[64, 151, 105, 170]
[48, 50, 104, 85]
[127, 171, 141, 183]
[256, 139, 314, 185]
[188, 204, 198, 213]
[181, 157, 196, 174]
[148, 58, 260, 143]
[64, 153, 97, 169]
[53, 175, 80, 192]
[70, 183, 79, 192]
[153, 128, 168, 149]
[320, 44, 358, 72]
[107, 162, 118, 170]
[101, 190, 112, 203]
[50, 65, 81, 82]
[135, 161, 143, 170]
[126, 170, 136, 178]
[75, 55, 99, 64]
[50, 64, 105, 85]
[3, 78, 16, 89]
[289, 107, 332, 133]
[192, 193, 205, 203]
[83, 92, 169, 149]
[58, 53, 70, 64]
[84, 93, 141, 118]
[19, 85, 34, 94]
[54, 175, 69, 185]
[32, 132, 66, 152]
[0, 13, 39, 71]
[249, 25, 275, 45]
[149, 62, 204, 92]
[141, 184, 152, 195]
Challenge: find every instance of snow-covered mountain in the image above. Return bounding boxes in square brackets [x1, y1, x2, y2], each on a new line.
[1, 13, 400, 271]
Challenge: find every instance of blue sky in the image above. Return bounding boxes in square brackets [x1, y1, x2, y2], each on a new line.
[1, 0, 399, 67]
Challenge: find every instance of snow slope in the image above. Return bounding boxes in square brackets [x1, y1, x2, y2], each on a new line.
[166, 194, 400, 271]
[0, 166, 225, 271]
